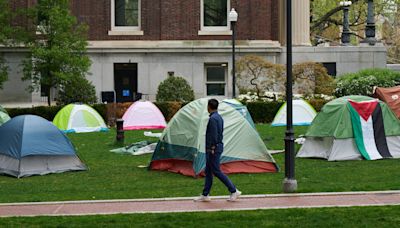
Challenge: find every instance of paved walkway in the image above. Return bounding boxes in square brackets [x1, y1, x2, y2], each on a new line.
[0, 190, 399, 217]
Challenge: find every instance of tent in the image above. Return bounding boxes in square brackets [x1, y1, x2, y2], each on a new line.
[374, 86, 400, 119]
[223, 99, 256, 129]
[0, 115, 87, 177]
[122, 101, 167, 130]
[150, 98, 278, 177]
[297, 96, 400, 161]
[272, 99, 317, 126]
[0, 105, 10, 126]
[53, 104, 108, 133]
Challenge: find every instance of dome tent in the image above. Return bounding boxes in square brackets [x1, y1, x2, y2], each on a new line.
[223, 99, 256, 129]
[374, 86, 400, 119]
[53, 104, 108, 133]
[0, 105, 10, 126]
[150, 98, 278, 177]
[271, 99, 317, 126]
[297, 96, 400, 161]
[122, 101, 167, 130]
[0, 115, 87, 178]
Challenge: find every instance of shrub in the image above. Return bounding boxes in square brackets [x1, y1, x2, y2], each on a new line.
[236, 55, 286, 97]
[154, 102, 183, 121]
[293, 62, 335, 95]
[92, 104, 107, 123]
[335, 68, 400, 97]
[307, 98, 329, 112]
[154, 102, 170, 121]
[244, 101, 284, 123]
[156, 76, 195, 102]
[57, 76, 98, 106]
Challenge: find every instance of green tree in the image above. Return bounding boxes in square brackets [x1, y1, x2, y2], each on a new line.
[22, 0, 91, 106]
[383, 2, 400, 63]
[311, 0, 400, 44]
[0, 0, 29, 89]
[156, 76, 195, 102]
[0, 0, 13, 89]
[57, 75, 97, 105]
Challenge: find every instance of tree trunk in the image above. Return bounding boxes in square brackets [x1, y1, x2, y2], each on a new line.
[47, 86, 51, 106]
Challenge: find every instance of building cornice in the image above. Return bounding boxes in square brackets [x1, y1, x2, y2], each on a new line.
[86, 40, 282, 53]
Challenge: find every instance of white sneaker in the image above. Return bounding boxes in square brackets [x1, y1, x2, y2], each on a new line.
[194, 194, 211, 202]
[227, 190, 242, 202]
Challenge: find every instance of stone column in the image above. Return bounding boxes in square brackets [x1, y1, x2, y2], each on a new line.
[293, 0, 311, 46]
[279, 0, 311, 46]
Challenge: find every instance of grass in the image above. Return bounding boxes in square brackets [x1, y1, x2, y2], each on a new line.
[0, 124, 398, 203]
[1, 206, 400, 227]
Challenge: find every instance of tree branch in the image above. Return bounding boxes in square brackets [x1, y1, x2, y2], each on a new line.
[311, 0, 361, 31]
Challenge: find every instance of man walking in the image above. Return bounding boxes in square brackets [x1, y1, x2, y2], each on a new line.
[195, 99, 241, 202]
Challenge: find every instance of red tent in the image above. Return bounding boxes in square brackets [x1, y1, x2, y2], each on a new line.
[374, 86, 400, 119]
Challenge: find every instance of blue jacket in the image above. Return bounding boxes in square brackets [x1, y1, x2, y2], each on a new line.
[206, 111, 224, 153]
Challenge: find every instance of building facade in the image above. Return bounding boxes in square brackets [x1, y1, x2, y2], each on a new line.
[0, 0, 387, 106]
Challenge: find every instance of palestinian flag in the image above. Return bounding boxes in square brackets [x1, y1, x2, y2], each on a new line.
[347, 99, 392, 160]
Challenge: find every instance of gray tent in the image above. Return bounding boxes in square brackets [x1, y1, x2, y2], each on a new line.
[0, 115, 87, 177]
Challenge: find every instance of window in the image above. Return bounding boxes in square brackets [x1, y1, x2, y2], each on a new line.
[40, 84, 50, 97]
[36, 0, 49, 34]
[199, 0, 231, 35]
[204, 0, 227, 26]
[322, 62, 337, 77]
[37, 0, 47, 24]
[115, 0, 139, 26]
[109, 0, 143, 35]
[205, 64, 227, 96]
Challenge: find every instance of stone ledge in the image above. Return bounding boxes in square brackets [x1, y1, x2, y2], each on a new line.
[107, 30, 144, 36]
[198, 30, 232, 36]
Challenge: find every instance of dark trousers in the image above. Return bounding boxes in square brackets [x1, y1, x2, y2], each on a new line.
[202, 151, 236, 196]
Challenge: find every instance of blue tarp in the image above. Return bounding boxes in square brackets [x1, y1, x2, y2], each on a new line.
[0, 115, 77, 159]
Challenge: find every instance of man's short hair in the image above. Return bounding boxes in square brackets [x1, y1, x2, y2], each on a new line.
[208, 99, 219, 110]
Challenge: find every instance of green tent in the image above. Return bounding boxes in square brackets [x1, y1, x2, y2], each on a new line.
[53, 104, 108, 133]
[0, 105, 10, 126]
[150, 98, 278, 177]
[297, 96, 400, 161]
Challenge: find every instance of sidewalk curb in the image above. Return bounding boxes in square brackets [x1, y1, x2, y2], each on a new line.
[0, 190, 399, 206]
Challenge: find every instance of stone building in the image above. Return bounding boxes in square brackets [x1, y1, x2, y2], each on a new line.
[0, 0, 387, 106]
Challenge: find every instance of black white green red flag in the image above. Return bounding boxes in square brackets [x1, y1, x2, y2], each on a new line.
[347, 99, 392, 160]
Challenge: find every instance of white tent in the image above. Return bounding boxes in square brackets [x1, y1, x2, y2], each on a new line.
[272, 99, 317, 126]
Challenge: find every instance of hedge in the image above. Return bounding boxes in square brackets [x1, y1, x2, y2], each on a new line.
[6, 104, 107, 123]
[243, 101, 284, 123]
[6, 106, 63, 121]
[5, 99, 330, 125]
[335, 68, 400, 97]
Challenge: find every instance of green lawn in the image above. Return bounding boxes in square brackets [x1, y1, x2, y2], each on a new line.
[1, 206, 399, 227]
[0, 124, 398, 203]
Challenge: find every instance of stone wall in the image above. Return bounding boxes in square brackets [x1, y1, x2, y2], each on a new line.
[0, 43, 387, 106]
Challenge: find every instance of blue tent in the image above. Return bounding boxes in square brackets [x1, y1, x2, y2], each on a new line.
[0, 115, 87, 178]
